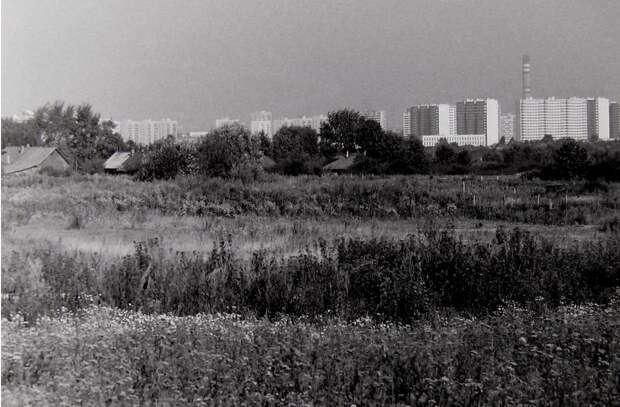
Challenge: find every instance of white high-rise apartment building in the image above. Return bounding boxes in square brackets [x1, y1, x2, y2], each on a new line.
[215, 117, 242, 128]
[250, 111, 273, 137]
[567, 98, 588, 141]
[544, 97, 568, 139]
[402, 111, 411, 137]
[520, 97, 591, 141]
[272, 114, 327, 134]
[587, 97, 610, 141]
[119, 119, 178, 145]
[363, 110, 387, 130]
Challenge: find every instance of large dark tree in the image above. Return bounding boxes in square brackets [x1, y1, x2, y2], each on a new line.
[196, 124, 263, 180]
[272, 126, 319, 160]
[552, 139, 590, 179]
[319, 109, 363, 157]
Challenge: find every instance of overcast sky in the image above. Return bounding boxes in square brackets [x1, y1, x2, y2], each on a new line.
[2, 0, 619, 131]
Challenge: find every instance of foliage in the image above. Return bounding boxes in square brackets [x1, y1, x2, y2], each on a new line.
[1, 118, 40, 147]
[271, 126, 322, 175]
[196, 124, 264, 181]
[2, 301, 619, 405]
[137, 136, 195, 181]
[29, 102, 125, 171]
[3, 227, 619, 324]
[319, 109, 363, 157]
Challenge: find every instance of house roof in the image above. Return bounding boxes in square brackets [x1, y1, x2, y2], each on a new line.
[104, 151, 142, 172]
[322, 154, 357, 171]
[1, 146, 67, 175]
[104, 152, 131, 170]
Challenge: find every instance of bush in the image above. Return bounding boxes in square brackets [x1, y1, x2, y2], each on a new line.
[196, 124, 264, 181]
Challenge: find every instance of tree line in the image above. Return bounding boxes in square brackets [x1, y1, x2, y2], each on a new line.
[2, 102, 620, 181]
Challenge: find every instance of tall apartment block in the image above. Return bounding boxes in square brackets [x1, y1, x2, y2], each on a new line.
[586, 97, 610, 140]
[272, 115, 328, 134]
[453, 99, 499, 146]
[363, 110, 387, 130]
[119, 118, 178, 145]
[250, 111, 273, 137]
[404, 100, 497, 147]
[519, 97, 612, 142]
[610, 101, 620, 140]
[500, 113, 515, 143]
[402, 104, 455, 139]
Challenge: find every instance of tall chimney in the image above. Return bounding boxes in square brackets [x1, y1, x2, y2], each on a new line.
[522, 55, 532, 99]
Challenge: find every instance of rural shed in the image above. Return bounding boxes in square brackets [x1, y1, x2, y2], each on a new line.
[322, 153, 357, 173]
[1, 146, 71, 175]
[104, 151, 143, 174]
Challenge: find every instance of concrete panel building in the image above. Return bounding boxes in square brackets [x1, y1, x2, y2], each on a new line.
[250, 111, 273, 137]
[119, 119, 178, 145]
[587, 97, 610, 140]
[455, 99, 500, 146]
[610, 101, 620, 140]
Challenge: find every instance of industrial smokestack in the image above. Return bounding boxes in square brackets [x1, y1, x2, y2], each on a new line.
[522, 55, 532, 99]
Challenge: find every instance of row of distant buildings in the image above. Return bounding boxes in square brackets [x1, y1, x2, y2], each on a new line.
[403, 99, 500, 147]
[400, 55, 619, 147]
[215, 110, 387, 139]
[401, 96, 618, 147]
[117, 119, 179, 145]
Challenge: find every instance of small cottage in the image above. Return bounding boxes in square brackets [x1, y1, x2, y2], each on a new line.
[1, 146, 71, 175]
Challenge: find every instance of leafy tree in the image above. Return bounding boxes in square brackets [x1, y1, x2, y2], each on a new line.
[1, 118, 39, 147]
[272, 126, 319, 160]
[552, 139, 589, 179]
[137, 136, 194, 181]
[319, 109, 363, 157]
[389, 137, 430, 174]
[542, 134, 554, 143]
[30, 101, 123, 171]
[434, 140, 456, 165]
[196, 124, 263, 181]
[257, 131, 273, 158]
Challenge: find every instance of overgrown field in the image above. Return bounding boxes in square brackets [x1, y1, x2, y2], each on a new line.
[2, 304, 619, 406]
[2, 173, 620, 405]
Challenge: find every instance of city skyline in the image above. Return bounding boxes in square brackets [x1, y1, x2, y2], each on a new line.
[3, 0, 620, 132]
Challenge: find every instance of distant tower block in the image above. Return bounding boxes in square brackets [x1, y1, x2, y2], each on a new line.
[522, 55, 532, 99]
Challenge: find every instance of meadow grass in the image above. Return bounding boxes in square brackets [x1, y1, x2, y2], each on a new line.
[2, 172, 620, 405]
[2, 303, 618, 406]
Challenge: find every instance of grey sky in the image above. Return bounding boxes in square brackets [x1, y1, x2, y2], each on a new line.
[2, 0, 619, 131]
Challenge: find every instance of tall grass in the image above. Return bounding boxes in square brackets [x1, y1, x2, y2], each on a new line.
[3, 227, 619, 323]
[3, 173, 619, 226]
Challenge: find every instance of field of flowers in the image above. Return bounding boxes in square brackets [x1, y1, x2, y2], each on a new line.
[2, 303, 619, 406]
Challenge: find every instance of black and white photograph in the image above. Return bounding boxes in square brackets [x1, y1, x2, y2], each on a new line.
[1, 0, 619, 405]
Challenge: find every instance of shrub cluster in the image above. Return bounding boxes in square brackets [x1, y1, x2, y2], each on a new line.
[3, 228, 619, 323]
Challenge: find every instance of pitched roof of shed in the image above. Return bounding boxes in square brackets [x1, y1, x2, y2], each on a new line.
[1, 147, 66, 174]
[322, 154, 357, 171]
[104, 152, 131, 170]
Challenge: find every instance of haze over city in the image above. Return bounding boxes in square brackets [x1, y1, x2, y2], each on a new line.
[2, 0, 620, 131]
